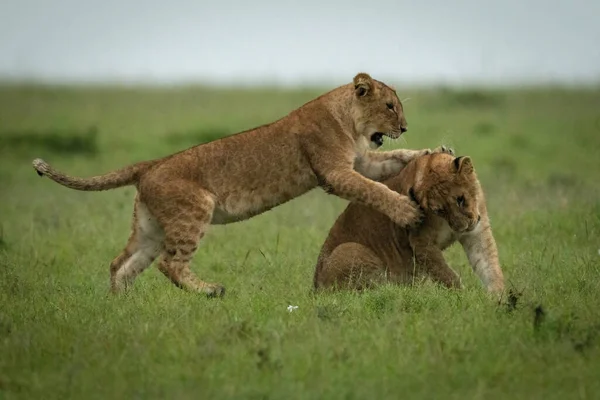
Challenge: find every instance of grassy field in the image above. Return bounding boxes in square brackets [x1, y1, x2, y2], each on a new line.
[1, 83, 599, 399]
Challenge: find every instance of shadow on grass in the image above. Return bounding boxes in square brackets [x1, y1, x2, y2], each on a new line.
[533, 304, 600, 355]
[490, 156, 518, 179]
[547, 172, 581, 190]
[0, 126, 99, 156]
[472, 121, 496, 137]
[503, 285, 599, 356]
[0, 225, 6, 250]
[165, 127, 232, 147]
[441, 87, 504, 108]
[427, 87, 505, 110]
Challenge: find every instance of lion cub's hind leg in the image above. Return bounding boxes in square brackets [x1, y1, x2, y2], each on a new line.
[148, 182, 225, 298]
[110, 197, 163, 293]
[316, 242, 388, 291]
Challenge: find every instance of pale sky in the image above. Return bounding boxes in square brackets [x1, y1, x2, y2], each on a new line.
[1, 0, 599, 86]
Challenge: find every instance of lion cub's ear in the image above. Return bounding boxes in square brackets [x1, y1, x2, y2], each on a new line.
[453, 156, 474, 174]
[353, 73, 374, 97]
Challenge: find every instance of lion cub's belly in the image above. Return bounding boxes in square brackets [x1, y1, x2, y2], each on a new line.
[211, 172, 317, 225]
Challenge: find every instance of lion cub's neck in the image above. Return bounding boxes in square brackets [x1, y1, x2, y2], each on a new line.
[317, 84, 360, 139]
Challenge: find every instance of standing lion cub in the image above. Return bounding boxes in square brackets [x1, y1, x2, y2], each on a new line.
[314, 151, 505, 295]
[32, 73, 432, 297]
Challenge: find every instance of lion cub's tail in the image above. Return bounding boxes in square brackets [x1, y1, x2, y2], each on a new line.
[32, 158, 155, 191]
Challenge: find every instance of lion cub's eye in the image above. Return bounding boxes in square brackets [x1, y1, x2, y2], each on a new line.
[386, 102, 394, 110]
[456, 195, 466, 207]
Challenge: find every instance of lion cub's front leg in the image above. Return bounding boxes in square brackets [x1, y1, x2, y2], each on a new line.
[305, 137, 422, 227]
[459, 215, 505, 294]
[409, 232, 462, 289]
[322, 169, 422, 227]
[355, 147, 455, 182]
[354, 149, 428, 182]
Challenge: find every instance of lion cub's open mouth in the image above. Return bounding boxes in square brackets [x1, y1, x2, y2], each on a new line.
[370, 132, 385, 147]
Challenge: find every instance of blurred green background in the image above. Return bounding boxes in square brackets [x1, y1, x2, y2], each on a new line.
[1, 84, 599, 399]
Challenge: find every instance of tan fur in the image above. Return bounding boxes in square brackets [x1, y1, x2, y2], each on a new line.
[32, 72, 432, 297]
[314, 151, 505, 295]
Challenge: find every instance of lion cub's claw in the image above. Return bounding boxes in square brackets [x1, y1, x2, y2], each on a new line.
[407, 210, 426, 229]
[394, 197, 424, 229]
[432, 145, 455, 155]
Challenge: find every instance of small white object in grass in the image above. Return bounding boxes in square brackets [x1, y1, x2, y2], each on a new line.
[598, 249, 600, 256]
[287, 305, 298, 312]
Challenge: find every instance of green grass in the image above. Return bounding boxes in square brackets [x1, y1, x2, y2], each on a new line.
[1, 83, 600, 399]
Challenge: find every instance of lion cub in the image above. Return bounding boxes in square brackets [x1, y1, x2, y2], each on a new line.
[32, 72, 432, 297]
[314, 151, 505, 294]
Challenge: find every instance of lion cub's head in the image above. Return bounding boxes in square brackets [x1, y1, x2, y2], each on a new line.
[350, 73, 408, 149]
[409, 153, 481, 233]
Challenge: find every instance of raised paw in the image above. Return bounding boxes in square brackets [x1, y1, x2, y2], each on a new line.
[204, 284, 226, 298]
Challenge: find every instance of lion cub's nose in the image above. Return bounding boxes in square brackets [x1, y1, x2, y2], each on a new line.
[400, 127, 407, 133]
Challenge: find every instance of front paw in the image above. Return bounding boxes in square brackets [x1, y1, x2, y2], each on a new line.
[391, 196, 424, 228]
[488, 281, 507, 302]
[442, 270, 463, 290]
[432, 145, 455, 155]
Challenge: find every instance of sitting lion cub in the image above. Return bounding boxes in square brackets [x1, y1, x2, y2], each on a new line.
[313, 150, 505, 294]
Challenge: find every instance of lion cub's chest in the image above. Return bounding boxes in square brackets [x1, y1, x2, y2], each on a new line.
[431, 216, 460, 250]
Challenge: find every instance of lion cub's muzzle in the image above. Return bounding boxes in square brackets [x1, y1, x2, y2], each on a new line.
[465, 215, 481, 232]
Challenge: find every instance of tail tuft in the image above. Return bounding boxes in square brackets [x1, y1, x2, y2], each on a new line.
[32, 158, 49, 177]
[30, 157, 154, 191]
